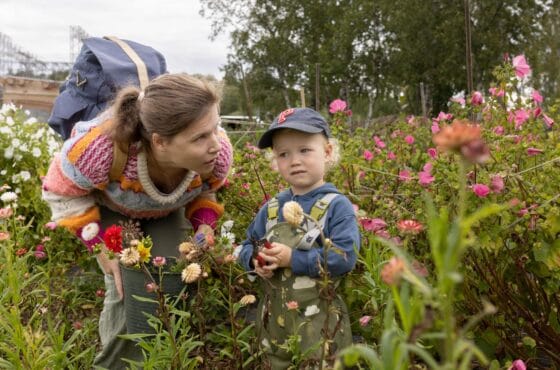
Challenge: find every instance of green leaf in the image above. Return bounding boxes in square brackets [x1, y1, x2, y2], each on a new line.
[522, 336, 537, 348]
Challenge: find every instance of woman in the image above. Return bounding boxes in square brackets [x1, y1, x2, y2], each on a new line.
[42, 73, 233, 368]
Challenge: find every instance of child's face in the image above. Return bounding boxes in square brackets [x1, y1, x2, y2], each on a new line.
[272, 129, 332, 195]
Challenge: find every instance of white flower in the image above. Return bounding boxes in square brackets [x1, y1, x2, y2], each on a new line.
[20, 143, 29, 152]
[32, 148, 41, 158]
[304, 304, 321, 317]
[120, 248, 140, 266]
[14, 154, 22, 161]
[24, 117, 37, 124]
[4, 147, 13, 159]
[283, 201, 304, 226]
[6, 116, 14, 126]
[182, 263, 202, 283]
[81, 222, 100, 241]
[24, 110, 30, 116]
[11, 138, 21, 147]
[0, 126, 12, 135]
[239, 294, 256, 306]
[0, 170, 6, 176]
[220, 220, 234, 234]
[19, 171, 31, 182]
[0, 192, 18, 203]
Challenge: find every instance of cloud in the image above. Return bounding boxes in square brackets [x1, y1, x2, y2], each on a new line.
[0, 0, 229, 77]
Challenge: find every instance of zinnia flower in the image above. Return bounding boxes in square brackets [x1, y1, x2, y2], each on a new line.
[120, 248, 140, 266]
[329, 99, 347, 114]
[0, 207, 13, 219]
[427, 148, 437, 159]
[239, 294, 256, 306]
[404, 135, 415, 145]
[359, 315, 372, 327]
[381, 257, 405, 286]
[152, 256, 166, 267]
[512, 55, 531, 78]
[490, 175, 505, 194]
[472, 184, 490, 198]
[397, 219, 423, 234]
[286, 300, 299, 310]
[508, 359, 527, 370]
[182, 263, 202, 283]
[363, 149, 374, 161]
[527, 147, 544, 156]
[283, 201, 304, 226]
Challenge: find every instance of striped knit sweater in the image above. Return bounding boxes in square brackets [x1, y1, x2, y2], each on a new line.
[42, 116, 233, 250]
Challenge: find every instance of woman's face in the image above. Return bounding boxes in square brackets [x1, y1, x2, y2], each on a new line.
[157, 104, 222, 176]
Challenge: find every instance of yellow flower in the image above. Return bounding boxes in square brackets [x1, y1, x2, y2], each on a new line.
[136, 242, 152, 263]
[283, 201, 304, 226]
[182, 263, 202, 283]
[239, 294, 256, 306]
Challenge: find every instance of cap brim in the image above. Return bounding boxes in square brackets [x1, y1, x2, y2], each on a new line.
[257, 122, 326, 149]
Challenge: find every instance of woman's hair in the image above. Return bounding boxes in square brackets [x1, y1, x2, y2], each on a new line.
[105, 73, 220, 151]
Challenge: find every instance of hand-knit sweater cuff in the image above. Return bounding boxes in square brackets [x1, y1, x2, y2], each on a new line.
[186, 199, 224, 230]
[56, 206, 102, 253]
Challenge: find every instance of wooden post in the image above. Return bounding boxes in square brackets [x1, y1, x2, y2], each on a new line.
[420, 82, 427, 117]
[464, 0, 473, 95]
[315, 63, 320, 110]
[300, 87, 306, 107]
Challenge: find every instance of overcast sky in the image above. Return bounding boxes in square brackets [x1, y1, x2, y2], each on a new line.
[0, 0, 231, 78]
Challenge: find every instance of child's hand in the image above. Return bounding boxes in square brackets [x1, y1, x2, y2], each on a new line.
[261, 242, 292, 269]
[253, 258, 273, 278]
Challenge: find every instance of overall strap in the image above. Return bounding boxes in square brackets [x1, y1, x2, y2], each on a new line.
[109, 143, 129, 181]
[266, 196, 279, 231]
[299, 193, 338, 250]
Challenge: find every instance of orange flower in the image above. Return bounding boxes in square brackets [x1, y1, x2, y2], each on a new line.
[381, 257, 405, 286]
[433, 119, 481, 150]
[397, 219, 423, 234]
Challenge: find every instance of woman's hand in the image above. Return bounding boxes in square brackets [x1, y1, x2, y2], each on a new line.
[97, 250, 124, 299]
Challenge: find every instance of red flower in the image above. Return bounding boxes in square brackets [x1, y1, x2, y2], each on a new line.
[103, 225, 123, 253]
[397, 219, 423, 234]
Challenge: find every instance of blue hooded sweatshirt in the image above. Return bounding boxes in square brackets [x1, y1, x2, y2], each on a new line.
[238, 183, 360, 278]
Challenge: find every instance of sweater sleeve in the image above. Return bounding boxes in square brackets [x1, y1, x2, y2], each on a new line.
[290, 196, 361, 278]
[185, 128, 233, 230]
[41, 120, 114, 250]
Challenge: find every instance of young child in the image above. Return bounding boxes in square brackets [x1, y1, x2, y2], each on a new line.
[238, 107, 361, 368]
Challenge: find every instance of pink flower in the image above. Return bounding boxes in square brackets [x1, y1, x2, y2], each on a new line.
[0, 232, 9, 241]
[397, 219, 424, 234]
[242, 183, 250, 190]
[153, 256, 166, 267]
[404, 135, 415, 145]
[527, 147, 544, 156]
[363, 150, 374, 161]
[286, 300, 299, 310]
[543, 114, 554, 128]
[472, 184, 490, 198]
[493, 126, 505, 135]
[44, 221, 57, 230]
[490, 175, 505, 194]
[373, 136, 386, 149]
[450, 97, 465, 105]
[360, 218, 387, 232]
[398, 170, 412, 182]
[34, 245, 46, 260]
[418, 171, 435, 186]
[0, 207, 13, 219]
[329, 99, 347, 114]
[533, 107, 542, 118]
[435, 111, 453, 122]
[406, 115, 415, 125]
[532, 89, 543, 104]
[423, 162, 433, 172]
[359, 315, 372, 327]
[427, 148, 437, 159]
[488, 87, 505, 97]
[375, 229, 391, 239]
[387, 151, 396, 160]
[358, 171, 366, 179]
[145, 282, 158, 293]
[512, 55, 531, 78]
[508, 359, 526, 370]
[514, 109, 530, 129]
[470, 91, 484, 105]
[431, 122, 440, 134]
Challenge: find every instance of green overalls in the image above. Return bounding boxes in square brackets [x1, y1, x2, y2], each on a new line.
[256, 194, 352, 369]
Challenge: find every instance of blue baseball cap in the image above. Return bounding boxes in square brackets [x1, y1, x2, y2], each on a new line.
[258, 108, 332, 149]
